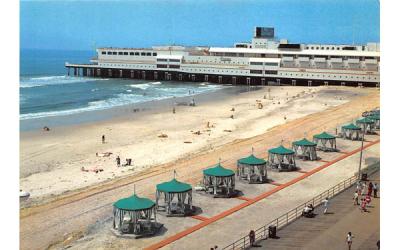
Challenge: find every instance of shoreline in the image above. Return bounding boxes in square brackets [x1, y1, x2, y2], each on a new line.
[20, 82, 255, 132]
[20, 85, 376, 206]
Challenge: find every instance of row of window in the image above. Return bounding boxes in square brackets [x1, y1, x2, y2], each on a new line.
[101, 51, 157, 57]
[250, 62, 279, 66]
[278, 72, 378, 80]
[250, 70, 278, 75]
[156, 64, 180, 69]
[157, 58, 181, 62]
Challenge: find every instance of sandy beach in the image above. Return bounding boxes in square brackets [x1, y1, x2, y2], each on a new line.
[20, 86, 372, 204]
[19, 85, 380, 250]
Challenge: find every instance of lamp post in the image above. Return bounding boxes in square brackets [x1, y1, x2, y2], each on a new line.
[358, 125, 366, 180]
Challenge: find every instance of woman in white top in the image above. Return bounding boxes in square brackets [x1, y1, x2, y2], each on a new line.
[346, 232, 354, 250]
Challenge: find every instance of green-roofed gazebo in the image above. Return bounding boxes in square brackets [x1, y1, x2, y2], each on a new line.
[203, 162, 236, 197]
[113, 193, 161, 236]
[292, 138, 318, 161]
[356, 117, 375, 134]
[156, 175, 193, 216]
[268, 145, 296, 171]
[368, 114, 380, 130]
[341, 123, 362, 141]
[313, 132, 337, 152]
[237, 149, 268, 183]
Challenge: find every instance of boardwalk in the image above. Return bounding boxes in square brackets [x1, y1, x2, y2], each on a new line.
[254, 171, 380, 250]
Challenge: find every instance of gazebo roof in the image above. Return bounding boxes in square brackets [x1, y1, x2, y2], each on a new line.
[293, 138, 317, 147]
[156, 178, 192, 193]
[238, 154, 266, 165]
[342, 123, 361, 130]
[268, 145, 295, 155]
[203, 163, 235, 177]
[357, 117, 374, 124]
[114, 194, 155, 211]
[368, 114, 380, 121]
[313, 131, 336, 140]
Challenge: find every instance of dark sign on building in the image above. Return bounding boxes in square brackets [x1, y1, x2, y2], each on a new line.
[255, 27, 274, 38]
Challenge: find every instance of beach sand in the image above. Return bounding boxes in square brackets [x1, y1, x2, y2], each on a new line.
[20, 86, 375, 205]
[19, 86, 380, 250]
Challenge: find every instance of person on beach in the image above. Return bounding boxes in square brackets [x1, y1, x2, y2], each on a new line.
[322, 197, 329, 214]
[116, 156, 120, 167]
[249, 230, 255, 246]
[102, 135, 105, 144]
[373, 182, 379, 198]
[353, 191, 359, 205]
[346, 232, 354, 250]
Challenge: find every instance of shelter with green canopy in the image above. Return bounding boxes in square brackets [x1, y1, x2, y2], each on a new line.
[113, 192, 161, 236]
[341, 123, 362, 141]
[313, 132, 337, 152]
[292, 138, 318, 160]
[268, 145, 296, 171]
[368, 114, 380, 130]
[237, 149, 267, 183]
[356, 117, 375, 134]
[203, 162, 236, 197]
[156, 175, 193, 216]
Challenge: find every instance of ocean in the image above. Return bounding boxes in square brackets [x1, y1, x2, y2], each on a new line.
[20, 49, 224, 122]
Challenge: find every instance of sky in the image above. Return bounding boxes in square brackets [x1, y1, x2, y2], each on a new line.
[20, 0, 380, 51]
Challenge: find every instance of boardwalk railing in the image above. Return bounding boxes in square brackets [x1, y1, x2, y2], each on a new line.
[222, 164, 379, 250]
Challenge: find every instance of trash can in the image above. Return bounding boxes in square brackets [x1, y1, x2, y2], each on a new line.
[361, 173, 368, 181]
[268, 225, 277, 238]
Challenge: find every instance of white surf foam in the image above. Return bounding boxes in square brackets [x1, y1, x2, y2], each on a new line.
[20, 75, 108, 88]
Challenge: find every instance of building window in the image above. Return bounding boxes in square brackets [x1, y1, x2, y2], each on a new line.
[264, 62, 278, 66]
[153, 52, 157, 56]
[250, 70, 262, 74]
[129, 52, 134, 55]
[135, 52, 139, 55]
[169, 59, 180, 62]
[157, 64, 168, 68]
[123, 52, 128, 55]
[113, 52, 117, 55]
[250, 62, 263, 65]
[169, 65, 180, 69]
[101, 51, 106, 55]
[146, 52, 151, 56]
[157, 58, 168, 62]
[141, 52, 146, 56]
[118, 52, 123, 55]
[265, 70, 278, 75]
[107, 52, 112, 55]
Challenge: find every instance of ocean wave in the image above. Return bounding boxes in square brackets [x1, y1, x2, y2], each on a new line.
[20, 75, 109, 88]
[20, 83, 225, 120]
[129, 83, 151, 90]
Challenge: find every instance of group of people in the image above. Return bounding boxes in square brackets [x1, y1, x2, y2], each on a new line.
[354, 181, 379, 212]
[302, 197, 330, 218]
[116, 155, 132, 167]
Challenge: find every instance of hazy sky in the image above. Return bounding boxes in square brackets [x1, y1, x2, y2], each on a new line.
[20, 0, 380, 50]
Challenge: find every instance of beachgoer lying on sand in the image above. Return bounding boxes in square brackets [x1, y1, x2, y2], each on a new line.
[158, 133, 168, 138]
[81, 167, 103, 173]
[43, 126, 50, 131]
[96, 152, 113, 157]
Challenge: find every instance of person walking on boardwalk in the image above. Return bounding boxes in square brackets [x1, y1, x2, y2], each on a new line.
[353, 191, 359, 205]
[116, 156, 121, 167]
[249, 230, 255, 246]
[361, 182, 367, 196]
[346, 232, 354, 250]
[102, 135, 105, 144]
[368, 182, 373, 196]
[322, 197, 329, 214]
[373, 182, 379, 198]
